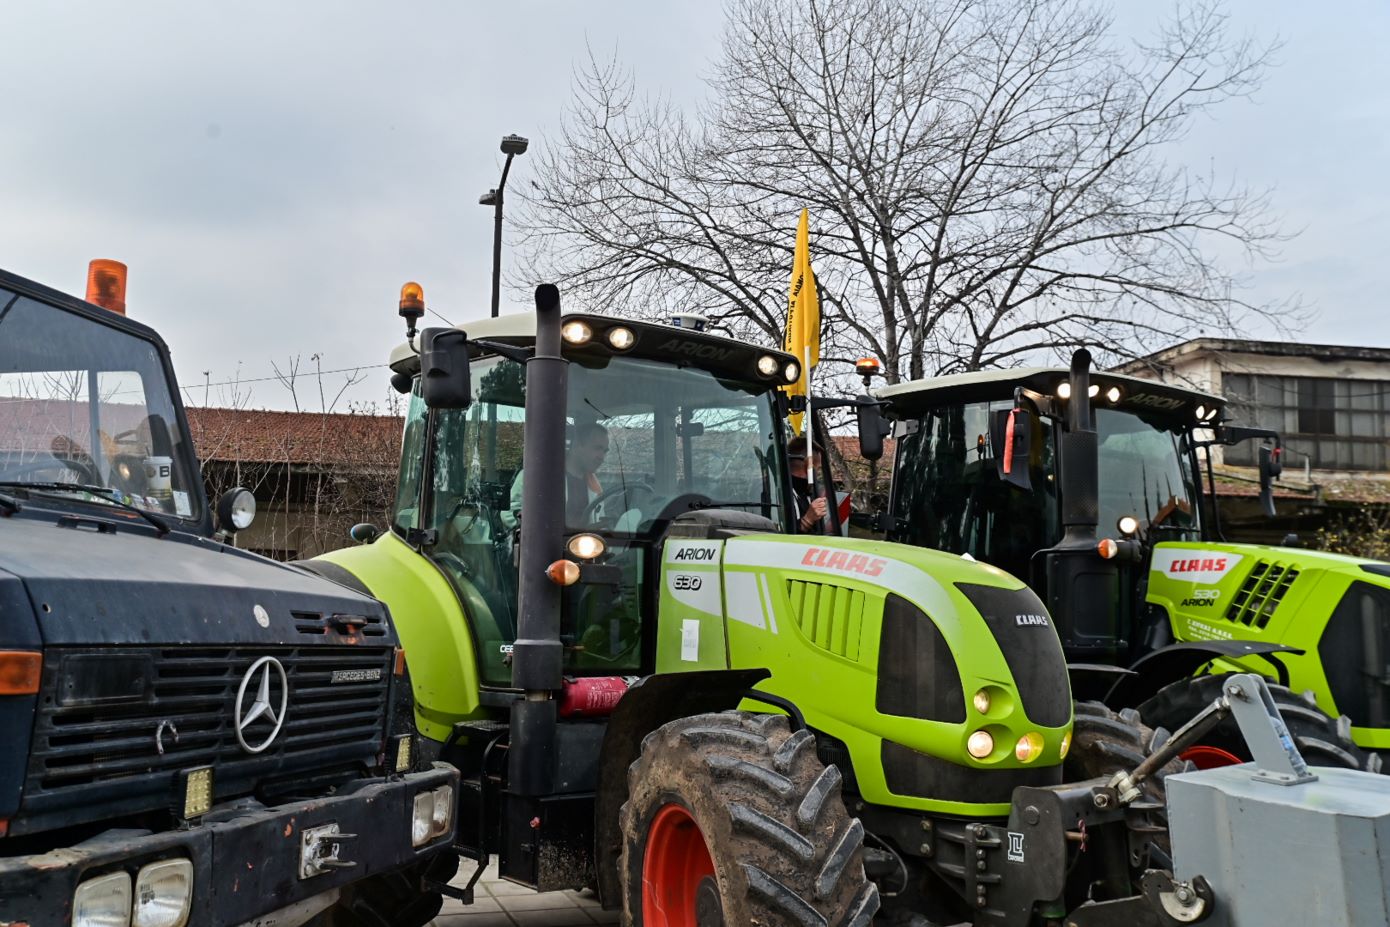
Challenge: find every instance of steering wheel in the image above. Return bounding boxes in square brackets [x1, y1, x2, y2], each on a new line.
[0, 456, 101, 485]
[582, 480, 655, 525]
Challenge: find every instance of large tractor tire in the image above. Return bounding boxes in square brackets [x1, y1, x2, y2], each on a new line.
[619, 711, 879, 927]
[1138, 674, 1382, 773]
[1066, 701, 1186, 793]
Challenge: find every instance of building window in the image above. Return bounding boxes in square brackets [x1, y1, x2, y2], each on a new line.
[1224, 373, 1388, 471]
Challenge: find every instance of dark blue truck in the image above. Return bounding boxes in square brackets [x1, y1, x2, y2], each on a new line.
[0, 265, 458, 927]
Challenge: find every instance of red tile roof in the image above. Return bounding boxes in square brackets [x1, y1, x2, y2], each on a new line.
[187, 407, 403, 466]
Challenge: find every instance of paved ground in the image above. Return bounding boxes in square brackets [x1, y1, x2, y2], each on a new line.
[431, 860, 620, 926]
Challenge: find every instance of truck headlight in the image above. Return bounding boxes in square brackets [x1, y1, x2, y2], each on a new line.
[432, 784, 454, 835]
[411, 784, 455, 846]
[73, 871, 132, 927]
[133, 859, 193, 927]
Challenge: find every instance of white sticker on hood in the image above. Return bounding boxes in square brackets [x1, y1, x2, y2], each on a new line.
[1151, 549, 1243, 585]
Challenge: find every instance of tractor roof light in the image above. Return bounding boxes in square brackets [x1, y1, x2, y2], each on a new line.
[567, 533, 606, 560]
[1087, 384, 1099, 398]
[607, 326, 635, 351]
[561, 320, 593, 345]
[783, 361, 800, 384]
[1056, 381, 1071, 400]
[757, 354, 780, 377]
[546, 559, 581, 586]
[1195, 404, 1207, 422]
[1204, 405, 1221, 422]
[855, 357, 881, 378]
[1104, 385, 1122, 404]
[1117, 515, 1139, 536]
[966, 729, 994, 759]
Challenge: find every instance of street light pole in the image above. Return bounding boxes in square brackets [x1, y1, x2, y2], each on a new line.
[481, 134, 529, 318]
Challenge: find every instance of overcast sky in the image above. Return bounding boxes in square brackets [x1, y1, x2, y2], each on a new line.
[2, 1, 1386, 412]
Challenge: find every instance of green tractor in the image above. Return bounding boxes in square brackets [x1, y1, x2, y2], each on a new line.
[868, 351, 1387, 770]
[304, 285, 1200, 926]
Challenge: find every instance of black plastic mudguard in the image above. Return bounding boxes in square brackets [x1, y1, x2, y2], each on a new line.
[1105, 640, 1303, 708]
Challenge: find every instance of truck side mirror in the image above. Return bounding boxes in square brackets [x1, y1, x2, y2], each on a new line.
[855, 396, 888, 462]
[419, 328, 472, 409]
[989, 407, 1034, 490]
[1258, 443, 1282, 519]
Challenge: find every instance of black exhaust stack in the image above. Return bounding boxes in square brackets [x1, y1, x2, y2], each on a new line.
[1041, 349, 1122, 665]
[509, 283, 567, 796]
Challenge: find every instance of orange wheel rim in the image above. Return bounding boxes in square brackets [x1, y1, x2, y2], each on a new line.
[1181, 745, 1243, 769]
[643, 803, 717, 926]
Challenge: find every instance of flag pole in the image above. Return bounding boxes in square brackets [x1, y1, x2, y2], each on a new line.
[804, 344, 814, 500]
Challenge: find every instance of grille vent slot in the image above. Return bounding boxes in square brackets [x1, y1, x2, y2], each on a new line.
[786, 580, 867, 660]
[1225, 560, 1299, 629]
[294, 611, 386, 636]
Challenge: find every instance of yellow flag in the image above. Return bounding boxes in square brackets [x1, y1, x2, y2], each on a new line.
[784, 208, 820, 433]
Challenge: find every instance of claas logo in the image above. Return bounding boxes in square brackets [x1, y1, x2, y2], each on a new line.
[801, 547, 887, 577]
[1166, 557, 1228, 575]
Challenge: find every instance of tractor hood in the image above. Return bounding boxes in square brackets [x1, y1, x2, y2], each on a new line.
[0, 512, 391, 646]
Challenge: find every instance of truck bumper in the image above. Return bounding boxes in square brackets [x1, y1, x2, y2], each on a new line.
[0, 763, 459, 927]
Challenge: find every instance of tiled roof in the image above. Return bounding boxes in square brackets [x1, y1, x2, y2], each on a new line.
[187, 407, 403, 466]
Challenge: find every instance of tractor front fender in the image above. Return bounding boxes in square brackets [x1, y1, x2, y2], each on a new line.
[593, 668, 771, 907]
[1104, 640, 1304, 709]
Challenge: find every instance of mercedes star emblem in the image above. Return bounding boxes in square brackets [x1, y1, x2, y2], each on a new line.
[234, 656, 289, 754]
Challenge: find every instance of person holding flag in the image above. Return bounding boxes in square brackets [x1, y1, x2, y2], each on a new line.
[784, 208, 828, 533]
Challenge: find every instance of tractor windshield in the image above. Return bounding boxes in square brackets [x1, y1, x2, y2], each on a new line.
[889, 400, 1060, 583]
[397, 351, 789, 685]
[0, 285, 202, 521]
[888, 402, 1201, 579]
[1096, 409, 1200, 539]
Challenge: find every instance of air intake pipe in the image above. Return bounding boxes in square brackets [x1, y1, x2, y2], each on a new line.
[509, 283, 567, 796]
[1042, 349, 1121, 666]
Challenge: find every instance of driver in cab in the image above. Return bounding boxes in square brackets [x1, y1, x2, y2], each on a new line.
[505, 423, 610, 529]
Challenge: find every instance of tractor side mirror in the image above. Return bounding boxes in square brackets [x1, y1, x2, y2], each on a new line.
[419, 328, 472, 409]
[989, 407, 1034, 490]
[1258, 443, 1283, 519]
[855, 396, 888, 462]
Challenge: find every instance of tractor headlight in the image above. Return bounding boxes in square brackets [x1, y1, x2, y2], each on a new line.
[972, 689, 991, 715]
[561, 320, 593, 345]
[783, 361, 800, 383]
[757, 354, 780, 377]
[1059, 730, 1072, 760]
[607, 326, 635, 350]
[967, 729, 994, 759]
[133, 859, 193, 927]
[1117, 515, 1139, 536]
[1105, 385, 1122, 404]
[1056, 381, 1071, 400]
[73, 871, 132, 927]
[1014, 732, 1045, 764]
[567, 533, 606, 560]
[1195, 404, 1207, 421]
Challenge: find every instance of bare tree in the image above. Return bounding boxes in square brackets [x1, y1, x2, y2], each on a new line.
[518, 0, 1294, 385]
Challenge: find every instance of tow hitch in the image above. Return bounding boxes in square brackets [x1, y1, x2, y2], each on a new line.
[300, 823, 359, 879]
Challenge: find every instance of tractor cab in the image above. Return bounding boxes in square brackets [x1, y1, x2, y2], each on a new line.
[875, 362, 1269, 670]
[386, 309, 800, 685]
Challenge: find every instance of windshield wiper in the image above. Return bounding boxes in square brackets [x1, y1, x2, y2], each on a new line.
[0, 481, 172, 536]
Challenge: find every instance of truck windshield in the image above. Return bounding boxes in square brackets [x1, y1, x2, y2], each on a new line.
[1096, 409, 1200, 539]
[0, 288, 201, 520]
[399, 351, 788, 684]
